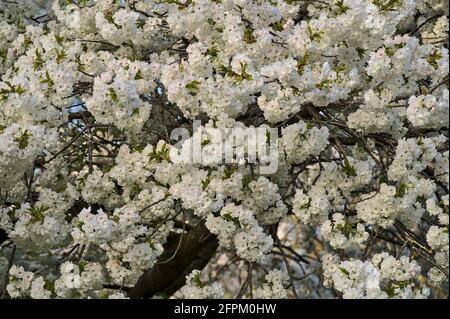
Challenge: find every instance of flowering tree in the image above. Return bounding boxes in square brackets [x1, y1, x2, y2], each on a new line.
[0, 0, 448, 299]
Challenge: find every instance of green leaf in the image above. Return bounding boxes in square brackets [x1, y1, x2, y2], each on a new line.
[223, 165, 237, 180]
[385, 283, 397, 297]
[34, 49, 44, 71]
[134, 70, 143, 80]
[17, 22, 26, 32]
[223, 213, 241, 227]
[55, 48, 66, 64]
[372, 0, 401, 12]
[43, 24, 50, 35]
[384, 46, 395, 57]
[23, 36, 33, 48]
[130, 184, 142, 199]
[385, 280, 412, 297]
[0, 81, 26, 99]
[54, 34, 64, 46]
[296, 52, 309, 76]
[336, 223, 358, 237]
[185, 80, 202, 96]
[193, 272, 205, 288]
[342, 159, 357, 177]
[270, 19, 285, 32]
[335, 0, 350, 15]
[217, 63, 252, 84]
[307, 24, 322, 41]
[379, 175, 389, 184]
[236, 62, 252, 84]
[243, 26, 257, 44]
[339, 267, 350, 276]
[78, 261, 89, 272]
[14, 129, 32, 150]
[28, 204, 49, 223]
[335, 63, 347, 74]
[40, 70, 54, 88]
[395, 183, 409, 198]
[136, 19, 146, 28]
[242, 175, 253, 190]
[356, 47, 366, 59]
[427, 50, 442, 69]
[217, 65, 234, 77]
[108, 87, 118, 102]
[206, 46, 219, 57]
[0, 48, 7, 62]
[44, 280, 55, 293]
[149, 144, 171, 163]
[99, 292, 110, 299]
[202, 176, 211, 190]
[316, 79, 333, 90]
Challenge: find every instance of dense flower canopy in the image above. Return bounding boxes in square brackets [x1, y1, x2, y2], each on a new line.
[0, 0, 448, 299]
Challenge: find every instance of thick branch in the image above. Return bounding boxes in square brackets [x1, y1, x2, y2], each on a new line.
[128, 221, 218, 299]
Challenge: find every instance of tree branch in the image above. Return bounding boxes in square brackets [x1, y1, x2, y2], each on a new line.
[128, 221, 218, 298]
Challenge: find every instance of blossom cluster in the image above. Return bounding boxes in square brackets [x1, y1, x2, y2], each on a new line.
[0, 0, 448, 300]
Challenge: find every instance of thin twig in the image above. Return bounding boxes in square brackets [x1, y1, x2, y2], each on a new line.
[273, 225, 299, 299]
